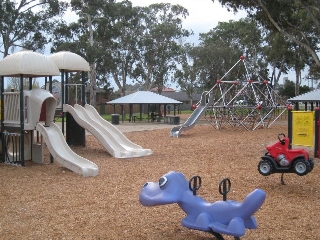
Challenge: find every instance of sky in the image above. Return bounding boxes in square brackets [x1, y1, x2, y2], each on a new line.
[6, 0, 308, 88]
[126, 0, 311, 87]
[129, 0, 247, 44]
[50, 0, 250, 90]
[63, 0, 247, 44]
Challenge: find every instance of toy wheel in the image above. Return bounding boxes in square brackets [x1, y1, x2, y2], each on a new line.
[309, 159, 314, 171]
[293, 159, 310, 176]
[258, 160, 273, 176]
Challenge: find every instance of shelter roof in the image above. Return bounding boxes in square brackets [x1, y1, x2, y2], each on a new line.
[107, 91, 182, 104]
[0, 50, 60, 77]
[287, 89, 320, 102]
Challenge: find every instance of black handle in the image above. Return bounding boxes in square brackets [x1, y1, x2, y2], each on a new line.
[219, 178, 231, 201]
[189, 175, 202, 196]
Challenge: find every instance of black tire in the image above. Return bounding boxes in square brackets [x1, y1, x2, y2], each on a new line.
[258, 159, 273, 176]
[309, 159, 314, 171]
[293, 159, 311, 176]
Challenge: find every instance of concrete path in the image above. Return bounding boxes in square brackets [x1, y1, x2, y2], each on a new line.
[54, 120, 177, 134]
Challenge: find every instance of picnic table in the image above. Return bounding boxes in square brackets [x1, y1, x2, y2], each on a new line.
[150, 112, 162, 122]
[129, 115, 143, 122]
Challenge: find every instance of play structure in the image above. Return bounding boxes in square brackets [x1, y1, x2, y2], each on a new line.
[63, 103, 152, 158]
[170, 56, 287, 137]
[258, 133, 314, 184]
[139, 171, 266, 239]
[0, 50, 151, 177]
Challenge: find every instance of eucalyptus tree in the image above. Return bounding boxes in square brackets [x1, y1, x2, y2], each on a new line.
[0, 0, 68, 58]
[212, 0, 320, 93]
[52, 0, 122, 106]
[195, 18, 266, 89]
[212, 0, 320, 64]
[131, 3, 191, 93]
[174, 43, 203, 107]
[264, 32, 291, 89]
[68, 0, 112, 106]
[264, 31, 311, 94]
[96, 1, 139, 97]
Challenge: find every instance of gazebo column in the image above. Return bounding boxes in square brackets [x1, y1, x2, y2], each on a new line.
[139, 104, 142, 121]
[121, 104, 124, 122]
[129, 104, 133, 122]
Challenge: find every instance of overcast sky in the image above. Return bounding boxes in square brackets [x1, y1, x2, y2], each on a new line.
[128, 0, 247, 43]
[63, 0, 247, 43]
[51, 1, 309, 87]
[126, 0, 308, 86]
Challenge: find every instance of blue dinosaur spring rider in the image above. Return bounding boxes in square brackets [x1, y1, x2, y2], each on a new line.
[139, 171, 266, 240]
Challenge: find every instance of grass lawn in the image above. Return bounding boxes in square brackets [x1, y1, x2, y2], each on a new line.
[54, 110, 194, 122]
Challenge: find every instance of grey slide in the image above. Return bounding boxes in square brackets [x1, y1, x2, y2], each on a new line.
[170, 91, 213, 137]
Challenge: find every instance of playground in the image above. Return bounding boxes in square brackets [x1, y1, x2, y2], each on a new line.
[0, 118, 319, 239]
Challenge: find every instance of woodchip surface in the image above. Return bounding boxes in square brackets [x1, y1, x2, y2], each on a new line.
[1, 115, 319, 240]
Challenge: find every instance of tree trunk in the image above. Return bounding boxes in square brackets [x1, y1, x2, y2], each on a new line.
[88, 14, 96, 107]
[295, 70, 300, 96]
[89, 63, 96, 107]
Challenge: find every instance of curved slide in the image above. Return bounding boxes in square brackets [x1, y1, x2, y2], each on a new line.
[170, 92, 213, 138]
[64, 104, 152, 158]
[84, 104, 151, 152]
[36, 122, 99, 177]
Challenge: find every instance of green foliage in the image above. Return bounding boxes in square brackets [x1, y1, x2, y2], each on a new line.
[193, 18, 267, 89]
[278, 80, 311, 98]
[299, 84, 311, 95]
[96, 1, 141, 96]
[0, 0, 68, 57]
[130, 3, 191, 93]
[5, 77, 40, 91]
[212, 0, 320, 67]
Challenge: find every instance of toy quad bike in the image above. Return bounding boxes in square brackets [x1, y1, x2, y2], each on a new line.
[258, 133, 314, 177]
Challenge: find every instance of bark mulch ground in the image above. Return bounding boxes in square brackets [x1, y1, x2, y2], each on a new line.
[0, 121, 319, 239]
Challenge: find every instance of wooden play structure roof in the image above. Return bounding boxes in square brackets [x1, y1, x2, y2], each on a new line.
[48, 51, 90, 72]
[0, 50, 60, 77]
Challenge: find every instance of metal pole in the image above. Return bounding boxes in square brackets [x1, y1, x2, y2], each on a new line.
[82, 71, 85, 106]
[314, 108, 319, 158]
[20, 74, 24, 166]
[61, 70, 65, 134]
[1, 76, 4, 163]
[287, 107, 293, 150]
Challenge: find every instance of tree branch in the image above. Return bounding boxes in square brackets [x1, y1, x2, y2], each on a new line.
[257, 0, 320, 66]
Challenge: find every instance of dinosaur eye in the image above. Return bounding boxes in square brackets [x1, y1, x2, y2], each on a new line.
[159, 176, 168, 187]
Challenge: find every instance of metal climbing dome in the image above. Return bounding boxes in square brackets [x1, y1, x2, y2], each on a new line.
[205, 56, 287, 130]
[170, 56, 288, 137]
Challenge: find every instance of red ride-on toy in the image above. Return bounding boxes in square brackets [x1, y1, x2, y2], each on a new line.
[258, 133, 314, 183]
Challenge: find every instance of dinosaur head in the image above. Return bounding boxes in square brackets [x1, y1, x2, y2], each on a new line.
[139, 171, 189, 206]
